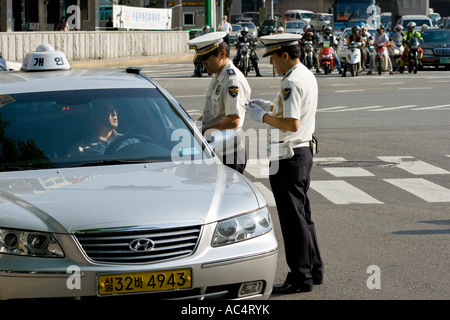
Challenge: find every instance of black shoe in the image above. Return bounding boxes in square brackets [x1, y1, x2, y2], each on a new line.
[256, 73, 263, 77]
[273, 281, 313, 294]
[341, 73, 346, 77]
[313, 277, 323, 285]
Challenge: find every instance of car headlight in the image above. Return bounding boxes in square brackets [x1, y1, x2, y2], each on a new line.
[422, 48, 433, 55]
[212, 207, 272, 247]
[0, 228, 64, 257]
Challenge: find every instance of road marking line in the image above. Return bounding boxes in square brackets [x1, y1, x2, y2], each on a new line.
[334, 106, 382, 112]
[412, 104, 450, 110]
[253, 182, 276, 207]
[369, 105, 417, 111]
[384, 178, 450, 202]
[317, 106, 347, 112]
[323, 167, 374, 177]
[310, 180, 383, 204]
[335, 89, 365, 93]
[377, 156, 449, 175]
[398, 87, 432, 90]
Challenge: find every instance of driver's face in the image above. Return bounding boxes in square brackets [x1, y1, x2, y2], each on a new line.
[108, 108, 118, 129]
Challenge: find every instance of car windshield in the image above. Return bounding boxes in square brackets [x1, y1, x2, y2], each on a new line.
[402, 19, 431, 28]
[423, 31, 450, 42]
[232, 25, 242, 31]
[0, 88, 205, 171]
[287, 21, 305, 28]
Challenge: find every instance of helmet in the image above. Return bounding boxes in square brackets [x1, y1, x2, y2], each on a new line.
[377, 24, 385, 31]
[394, 24, 403, 31]
[202, 25, 210, 31]
[277, 26, 284, 32]
[407, 21, 416, 30]
[324, 26, 332, 33]
[351, 25, 361, 34]
[358, 21, 366, 28]
[242, 26, 249, 34]
[303, 24, 312, 32]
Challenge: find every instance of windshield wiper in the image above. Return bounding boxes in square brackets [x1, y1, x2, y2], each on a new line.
[69, 159, 153, 168]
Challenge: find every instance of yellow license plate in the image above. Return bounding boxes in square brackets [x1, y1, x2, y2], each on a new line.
[98, 268, 192, 295]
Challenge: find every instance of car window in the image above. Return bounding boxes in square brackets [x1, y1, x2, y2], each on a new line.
[301, 13, 313, 19]
[0, 88, 204, 170]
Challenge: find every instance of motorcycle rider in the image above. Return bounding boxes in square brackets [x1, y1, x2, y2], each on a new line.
[367, 24, 394, 75]
[319, 26, 343, 74]
[390, 24, 404, 43]
[343, 25, 365, 77]
[233, 26, 262, 77]
[301, 24, 321, 73]
[399, 22, 423, 73]
[191, 25, 211, 77]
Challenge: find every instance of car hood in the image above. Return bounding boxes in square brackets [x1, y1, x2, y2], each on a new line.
[421, 42, 450, 49]
[0, 162, 265, 234]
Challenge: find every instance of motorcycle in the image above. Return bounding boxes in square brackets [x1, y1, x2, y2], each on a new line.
[407, 37, 420, 74]
[319, 40, 335, 74]
[302, 41, 314, 70]
[237, 42, 253, 76]
[373, 43, 387, 75]
[388, 39, 404, 71]
[344, 41, 361, 77]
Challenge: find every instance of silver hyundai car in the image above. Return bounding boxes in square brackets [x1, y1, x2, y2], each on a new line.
[0, 44, 278, 300]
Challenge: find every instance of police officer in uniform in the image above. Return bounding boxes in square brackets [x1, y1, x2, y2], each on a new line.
[188, 32, 251, 173]
[246, 33, 323, 293]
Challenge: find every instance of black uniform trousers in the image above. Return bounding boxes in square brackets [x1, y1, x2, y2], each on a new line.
[269, 146, 323, 286]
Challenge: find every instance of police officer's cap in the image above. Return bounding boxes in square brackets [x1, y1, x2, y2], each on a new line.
[188, 31, 227, 63]
[259, 34, 302, 57]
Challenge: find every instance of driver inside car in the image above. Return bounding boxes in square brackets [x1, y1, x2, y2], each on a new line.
[69, 101, 140, 156]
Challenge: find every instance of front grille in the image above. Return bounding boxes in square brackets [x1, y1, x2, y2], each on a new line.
[434, 48, 450, 56]
[75, 225, 202, 264]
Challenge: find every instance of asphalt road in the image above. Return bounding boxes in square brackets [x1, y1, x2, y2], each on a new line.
[135, 49, 450, 300]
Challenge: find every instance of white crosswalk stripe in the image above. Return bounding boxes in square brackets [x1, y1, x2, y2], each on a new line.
[384, 178, 450, 202]
[377, 156, 449, 175]
[310, 180, 383, 204]
[244, 156, 450, 205]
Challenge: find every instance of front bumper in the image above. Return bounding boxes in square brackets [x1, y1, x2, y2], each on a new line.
[0, 226, 278, 300]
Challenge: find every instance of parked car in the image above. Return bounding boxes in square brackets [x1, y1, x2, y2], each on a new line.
[397, 15, 433, 31]
[285, 20, 306, 34]
[421, 28, 450, 69]
[0, 44, 278, 300]
[310, 13, 332, 31]
[242, 11, 261, 26]
[230, 24, 242, 44]
[283, 9, 314, 24]
[258, 19, 284, 37]
[237, 21, 258, 39]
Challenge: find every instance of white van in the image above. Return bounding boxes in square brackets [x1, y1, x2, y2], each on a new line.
[283, 9, 314, 23]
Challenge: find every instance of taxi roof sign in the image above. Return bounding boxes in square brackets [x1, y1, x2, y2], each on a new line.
[21, 44, 70, 72]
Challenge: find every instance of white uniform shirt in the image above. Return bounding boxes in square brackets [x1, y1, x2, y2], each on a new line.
[271, 62, 317, 144]
[203, 60, 251, 128]
[219, 21, 232, 34]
